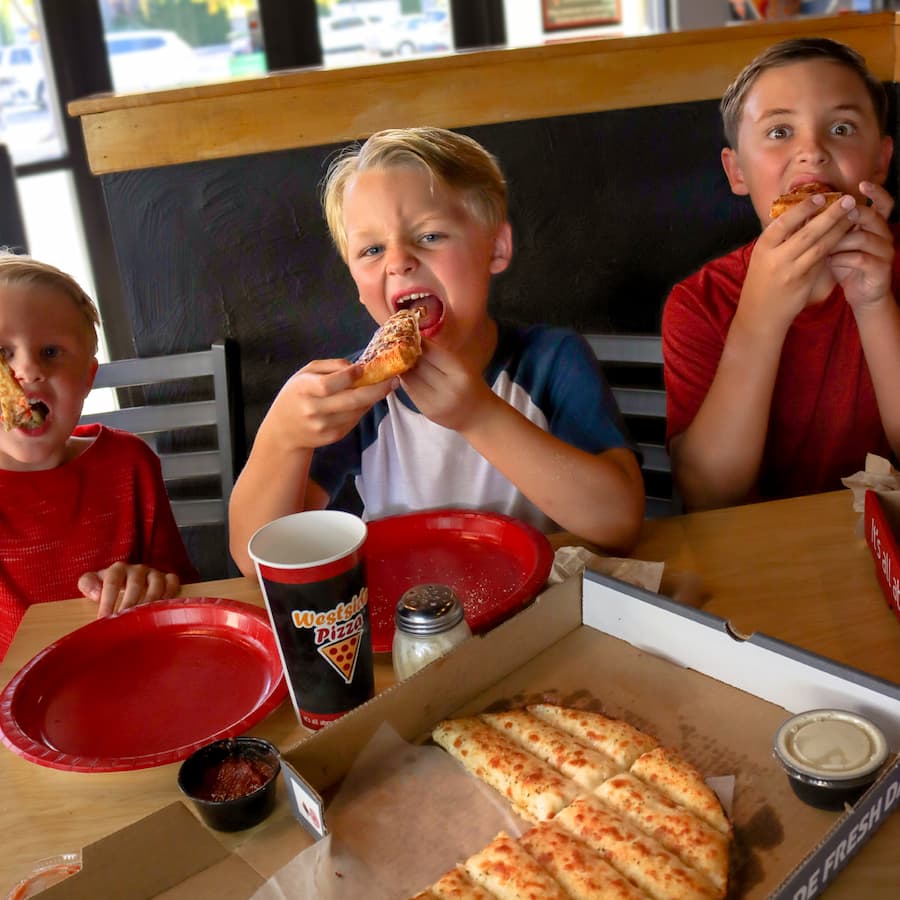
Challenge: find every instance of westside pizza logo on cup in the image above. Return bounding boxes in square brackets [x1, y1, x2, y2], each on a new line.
[248, 510, 374, 731]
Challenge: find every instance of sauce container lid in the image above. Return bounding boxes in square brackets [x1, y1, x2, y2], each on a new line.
[395, 584, 465, 635]
[773, 709, 889, 783]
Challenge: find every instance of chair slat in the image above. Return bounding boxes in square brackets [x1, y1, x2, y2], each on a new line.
[80, 400, 218, 435]
[586, 334, 664, 365]
[159, 450, 221, 481]
[611, 386, 667, 419]
[637, 443, 669, 473]
[171, 499, 227, 528]
[90, 349, 216, 389]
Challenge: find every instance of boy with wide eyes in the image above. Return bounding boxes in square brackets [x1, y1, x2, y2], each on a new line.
[662, 38, 900, 511]
[0, 252, 197, 659]
[229, 127, 645, 573]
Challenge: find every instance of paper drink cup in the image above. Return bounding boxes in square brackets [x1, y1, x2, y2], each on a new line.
[248, 511, 374, 731]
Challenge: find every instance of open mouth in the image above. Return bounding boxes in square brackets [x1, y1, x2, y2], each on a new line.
[25, 400, 49, 428]
[395, 292, 444, 332]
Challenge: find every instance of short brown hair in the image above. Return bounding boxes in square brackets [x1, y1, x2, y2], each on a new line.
[720, 37, 888, 148]
[0, 250, 100, 354]
[321, 126, 508, 259]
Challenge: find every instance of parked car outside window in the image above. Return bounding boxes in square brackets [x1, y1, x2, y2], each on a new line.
[105, 30, 198, 93]
[0, 43, 46, 109]
[368, 10, 452, 58]
[319, 15, 382, 56]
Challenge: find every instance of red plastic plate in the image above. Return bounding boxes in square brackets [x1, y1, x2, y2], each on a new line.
[366, 510, 554, 652]
[0, 598, 287, 772]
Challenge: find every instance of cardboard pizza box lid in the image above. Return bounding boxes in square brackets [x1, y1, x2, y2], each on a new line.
[23, 802, 264, 899]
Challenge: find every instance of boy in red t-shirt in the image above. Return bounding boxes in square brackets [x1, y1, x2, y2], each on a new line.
[0, 252, 197, 658]
[663, 38, 900, 510]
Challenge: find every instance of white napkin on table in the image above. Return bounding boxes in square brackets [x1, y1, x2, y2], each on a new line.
[548, 546, 664, 594]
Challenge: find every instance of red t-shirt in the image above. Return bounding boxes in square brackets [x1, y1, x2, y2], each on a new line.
[0, 424, 198, 659]
[663, 233, 899, 502]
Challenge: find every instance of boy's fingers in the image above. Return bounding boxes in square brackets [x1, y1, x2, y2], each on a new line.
[77, 571, 102, 602]
[859, 181, 894, 219]
[766, 195, 856, 251]
[120, 569, 165, 609]
[303, 358, 354, 373]
[323, 362, 361, 391]
[761, 202, 816, 248]
[95, 564, 128, 617]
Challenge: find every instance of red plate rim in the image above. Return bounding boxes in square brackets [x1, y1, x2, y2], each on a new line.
[0, 597, 287, 772]
[365, 509, 554, 652]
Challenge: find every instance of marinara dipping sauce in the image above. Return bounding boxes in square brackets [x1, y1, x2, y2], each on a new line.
[195, 755, 277, 802]
[178, 737, 281, 831]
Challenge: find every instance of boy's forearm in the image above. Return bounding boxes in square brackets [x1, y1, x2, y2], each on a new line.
[458, 400, 644, 553]
[855, 295, 900, 457]
[672, 317, 785, 510]
[228, 427, 316, 576]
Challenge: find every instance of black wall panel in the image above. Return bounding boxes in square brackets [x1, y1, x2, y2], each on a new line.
[1, 145, 27, 252]
[101, 98, 762, 452]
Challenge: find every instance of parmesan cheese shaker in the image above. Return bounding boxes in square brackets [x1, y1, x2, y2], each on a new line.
[392, 584, 471, 680]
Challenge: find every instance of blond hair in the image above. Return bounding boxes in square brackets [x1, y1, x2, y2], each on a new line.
[321, 126, 508, 259]
[721, 37, 888, 149]
[0, 251, 100, 354]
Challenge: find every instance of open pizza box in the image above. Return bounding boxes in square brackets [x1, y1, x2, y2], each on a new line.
[26, 571, 900, 899]
[864, 489, 900, 625]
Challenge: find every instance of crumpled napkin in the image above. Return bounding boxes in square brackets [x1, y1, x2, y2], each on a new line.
[841, 453, 900, 538]
[548, 546, 664, 594]
[841, 453, 900, 513]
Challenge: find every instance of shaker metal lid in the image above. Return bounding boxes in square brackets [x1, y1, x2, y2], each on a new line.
[773, 709, 889, 782]
[395, 584, 465, 635]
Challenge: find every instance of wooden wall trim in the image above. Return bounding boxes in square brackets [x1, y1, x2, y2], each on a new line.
[69, 13, 900, 175]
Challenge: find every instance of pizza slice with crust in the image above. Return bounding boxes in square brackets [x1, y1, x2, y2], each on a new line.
[0, 355, 43, 431]
[528, 703, 659, 768]
[428, 865, 498, 900]
[462, 832, 570, 900]
[480, 709, 620, 790]
[769, 181, 843, 219]
[432, 716, 579, 823]
[594, 772, 729, 894]
[352, 307, 423, 387]
[630, 746, 732, 837]
[555, 796, 720, 899]
[518, 821, 648, 900]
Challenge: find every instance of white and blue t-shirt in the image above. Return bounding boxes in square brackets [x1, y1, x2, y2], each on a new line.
[310, 321, 634, 532]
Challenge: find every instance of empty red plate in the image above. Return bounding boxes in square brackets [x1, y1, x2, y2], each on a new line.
[365, 510, 554, 652]
[0, 598, 287, 772]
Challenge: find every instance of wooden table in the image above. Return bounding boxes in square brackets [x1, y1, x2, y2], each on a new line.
[633, 490, 900, 685]
[1, 490, 898, 895]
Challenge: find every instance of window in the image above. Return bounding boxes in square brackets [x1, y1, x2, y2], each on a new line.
[318, 0, 452, 67]
[0, 38, 57, 164]
[1, 0, 264, 367]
